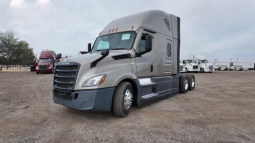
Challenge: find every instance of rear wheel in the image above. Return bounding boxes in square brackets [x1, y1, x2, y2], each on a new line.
[113, 82, 133, 117]
[187, 75, 195, 90]
[179, 76, 188, 93]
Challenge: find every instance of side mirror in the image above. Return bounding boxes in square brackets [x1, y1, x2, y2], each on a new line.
[80, 43, 92, 54]
[101, 49, 109, 56]
[80, 51, 88, 54]
[56, 53, 62, 59]
[136, 34, 152, 57]
[88, 43, 92, 52]
[145, 35, 152, 52]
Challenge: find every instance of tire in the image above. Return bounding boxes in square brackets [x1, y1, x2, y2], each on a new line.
[200, 68, 204, 73]
[113, 82, 133, 117]
[185, 68, 188, 73]
[187, 75, 195, 90]
[36, 72, 39, 74]
[179, 75, 188, 93]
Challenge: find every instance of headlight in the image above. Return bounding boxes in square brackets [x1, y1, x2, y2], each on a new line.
[48, 64, 53, 69]
[36, 66, 39, 69]
[82, 75, 107, 87]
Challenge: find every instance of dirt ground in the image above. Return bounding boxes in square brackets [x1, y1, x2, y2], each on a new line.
[0, 71, 255, 143]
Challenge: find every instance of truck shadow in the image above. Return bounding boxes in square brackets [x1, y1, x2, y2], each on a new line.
[64, 105, 141, 120]
[63, 93, 180, 120]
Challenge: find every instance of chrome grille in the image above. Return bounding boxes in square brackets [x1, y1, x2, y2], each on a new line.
[39, 65, 48, 70]
[53, 63, 80, 100]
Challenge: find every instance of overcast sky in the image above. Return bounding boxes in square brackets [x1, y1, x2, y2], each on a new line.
[1, 0, 255, 62]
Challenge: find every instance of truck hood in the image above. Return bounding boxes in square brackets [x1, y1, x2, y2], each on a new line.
[62, 50, 132, 65]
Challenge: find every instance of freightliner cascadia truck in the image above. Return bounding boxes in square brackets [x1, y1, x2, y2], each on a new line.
[36, 50, 61, 74]
[53, 10, 195, 117]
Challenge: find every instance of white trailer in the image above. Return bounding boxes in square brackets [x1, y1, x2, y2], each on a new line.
[182, 59, 199, 73]
[193, 55, 213, 73]
[233, 62, 254, 70]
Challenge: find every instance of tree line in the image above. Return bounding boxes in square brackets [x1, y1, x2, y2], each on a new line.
[0, 30, 35, 69]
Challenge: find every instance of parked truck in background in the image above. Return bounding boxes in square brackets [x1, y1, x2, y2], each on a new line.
[182, 59, 199, 73]
[220, 65, 228, 71]
[214, 65, 221, 71]
[36, 50, 61, 74]
[53, 10, 196, 117]
[229, 66, 236, 71]
[233, 65, 243, 71]
[179, 59, 185, 73]
[193, 55, 213, 73]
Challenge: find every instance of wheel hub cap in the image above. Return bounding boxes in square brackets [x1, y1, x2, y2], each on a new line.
[124, 89, 133, 110]
[185, 79, 188, 90]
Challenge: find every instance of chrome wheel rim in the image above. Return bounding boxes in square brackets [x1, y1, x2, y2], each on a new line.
[192, 78, 195, 87]
[124, 89, 133, 110]
[185, 79, 188, 90]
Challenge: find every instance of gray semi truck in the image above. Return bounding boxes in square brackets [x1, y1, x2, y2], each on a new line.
[53, 10, 195, 117]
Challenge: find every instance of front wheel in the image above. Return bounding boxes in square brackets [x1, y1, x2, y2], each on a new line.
[113, 82, 133, 117]
[200, 68, 204, 73]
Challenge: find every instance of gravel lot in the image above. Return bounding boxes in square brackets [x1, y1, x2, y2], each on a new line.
[0, 71, 255, 142]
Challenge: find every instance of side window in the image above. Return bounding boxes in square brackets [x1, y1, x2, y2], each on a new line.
[167, 43, 171, 57]
[138, 34, 146, 52]
[164, 18, 171, 31]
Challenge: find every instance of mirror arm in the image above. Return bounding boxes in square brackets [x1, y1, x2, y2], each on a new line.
[135, 51, 148, 57]
[90, 49, 109, 68]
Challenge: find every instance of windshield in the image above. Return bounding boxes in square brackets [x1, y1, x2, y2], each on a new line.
[92, 31, 136, 52]
[185, 60, 194, 63]
[39, 59, 52, 63]
[200, 60, 208, 63]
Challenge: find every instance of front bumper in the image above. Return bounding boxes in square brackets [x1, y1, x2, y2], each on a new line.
[53, 87, 115, 111]
[36, 68, 53, 73]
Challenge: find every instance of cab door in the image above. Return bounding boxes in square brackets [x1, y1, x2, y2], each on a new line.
[135, 31, 156, 78]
